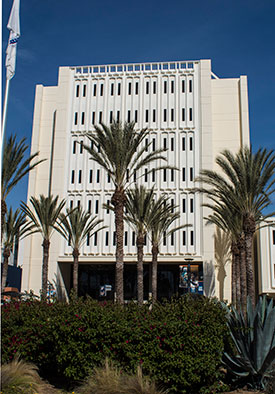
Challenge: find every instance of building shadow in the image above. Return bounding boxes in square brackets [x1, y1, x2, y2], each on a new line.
[214, 228, 231, 301]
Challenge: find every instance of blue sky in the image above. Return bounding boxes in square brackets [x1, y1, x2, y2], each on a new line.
[2, 0, 275, 211]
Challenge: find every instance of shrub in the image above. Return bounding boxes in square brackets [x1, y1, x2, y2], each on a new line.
[1, 295, 228, 393]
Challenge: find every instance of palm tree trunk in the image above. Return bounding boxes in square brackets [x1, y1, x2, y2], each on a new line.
[231, 241, 237, 306]
[238, 234, 247, 312]
[1, 199, 7, 242]
[244, 230, 255, 306]
[137, 235, 144, 306]
[112, 189, 126, 304]
[151, 243, 159, 304]
[42, 239, 50, 300]
[1, 248, 10, 289]
[235, 248, 241, 309]
[72, 248, 80, 295]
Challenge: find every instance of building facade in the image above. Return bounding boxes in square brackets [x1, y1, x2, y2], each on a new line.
[22, 59, 251, 301]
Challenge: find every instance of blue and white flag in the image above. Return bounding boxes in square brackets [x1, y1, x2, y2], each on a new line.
[5, 0, 20, 80]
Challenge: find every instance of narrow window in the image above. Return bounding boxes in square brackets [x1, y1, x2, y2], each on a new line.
[145, 110, 149, 123]
[83, 84, 86, 97]
[171, 80, 174, 94]
[164, 109, 167, 122]
[70, 200, 73, 210]
[189, 108, 193, 121]
[132, 231, 136, 246]
[182, 108, 185, 121]
[182, 168, 186, 182]
[182, 137, 186, 151]
[98, 144, 101, 153]
[91, 140, 94, 150]
[144, 234, 147, 246]
[134, 170, 136, 182]
[77, 200, 80, 208]
[171, 232, 174, 246]
[163, 231, 167, 246]
[95, 200, 99, 214]
[190, 231, 194, 246]
[145, 168, 148, 182]
[80, 141, 83, 154]
[189, 80, 192, 93]
[183, 231, 186, 246]
[153, 81, 156, 94]
[110, 83, 114, 96]
[92, 112, 95, 124]
[128, 82, 132, 95]
[113, 232, 116, 246]
[171, 109, 174, 122]
[171, 169, 174, 182]
[89, 169, 93, 183]
[164, 138, 167, 150]
[126, 169, 129, 182]
[182, 199, 186, 213]
[171, 199, 174, 212]
[107, 173, 111, 183]
[106, 200, 110, 214]
[78, 170, 82, 183]
[93, 84, 97, 96]
[99, 111, 102, 123]
[171, 137, 174, 151]
[94, 232, 98, 246]
[71, 170, 75, 183]
[146, 81, 149, 94]
[190, 168, 193, 181]
[153, 109, 156, 123]
[117, 111, 120, 122]
[135, 82, 139, 95]
[87, 233, 90, 246]
[273, 230, 275, 245]
[127, 110, 131, 122]
[190, 198, 194, 213]
[118, 83, 121, 95]
[100, 84, 104, 96]
[124, 231, 128, 246]
[163, 169, 167, 182]
[190, 137, 193, 151]
[152, 138, 156, 151]
[76, 85, 80, 97]
[110, 111, 113, 123]
[145, 138, 149, 152]
[73, 141, 76, 154]
[152, 169, 155, 182]
[105, 232, 109, 246]
[135, 110, 138, 123]
[81, 112, 85, 125]
[88, 200, 91, 213]
[74, 112, 78, 125]
[182, 80, 185, 93]
[97, 169, 100, 183]
[164, 81, 167, 94]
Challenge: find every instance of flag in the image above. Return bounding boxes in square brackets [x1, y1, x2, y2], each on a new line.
[5, 0, 20, 80]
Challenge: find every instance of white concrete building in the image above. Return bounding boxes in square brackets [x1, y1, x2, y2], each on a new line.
[22, 59, 252, 301]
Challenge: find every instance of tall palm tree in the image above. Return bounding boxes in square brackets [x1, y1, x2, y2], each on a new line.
[1, 135, 45, 239]
[147, 195, 184, 303]
[58, 206, 105, 295]
[197, 146, 275, 306]
[124, 185, 155, 305]
[1, 208, 28, 289]
[20, 195, 66, 299]
[83, 121, 167, 303]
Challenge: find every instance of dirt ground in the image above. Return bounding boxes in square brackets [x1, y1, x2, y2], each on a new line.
[223, 391, 264, 394]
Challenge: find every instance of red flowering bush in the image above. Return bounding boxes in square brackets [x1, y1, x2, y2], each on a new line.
[1, 296, 228, 393]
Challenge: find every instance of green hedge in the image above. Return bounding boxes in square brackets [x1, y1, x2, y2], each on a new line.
[1, 296, 228, 393]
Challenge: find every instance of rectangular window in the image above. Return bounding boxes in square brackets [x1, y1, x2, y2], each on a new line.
[100, 84, 104, 96]
[152, 138, 156, 151]
[145, 110, 149, 123]
[163, 231, 166, 246]
[135, 110, 138, 123]
[113, 232, 116, 246]
[77, 200, 80, 208]
[171, 232, 174, 246]
[171, 169, 174, 182]
[127, 110, 131, 122]
[106, 200, 110, 214]
[164, 138, 167, 149]
[190, 198, 194, 213]
[88, 200, 91, 213]
[86, 233, 90, 246]
[110, 83, 114, 96]
[93, 84, 97, 96]
[182, 199, 186, 213]
[95, 200, 99, 214]
[89, 169, 93, 183]
[73, 141, 76, 154]
[81, 112, 85, 125]
[189, 108, 193, 121]
[153, 109, 156, 123]
[183, 231, 186, 246]
[273, 230, 275, 245]
[128, 82, 132, 95]
[182, 80, 185, 93]
[171, 109, 174, 122]
[182, 168, 186, 182]
[70, 200, 73, 210]
[171, 80, 174, 94]
[182, 137, 186, 151]
[135, 82, 138, 95]
[134, 170, 136, 182]
[145, 138, 149, 152]
[110, 111, 113, 123]
[163, 169, 167, 182]
[105, 232, 109, 246]
[124, 231, 128, 246]
[92, 112, 95, 124]
[126, 169, 129, 182]
[171, 198, 174, 212]
[152, 169, 155, 182]
[76, 85, 80, 97]
[164, 109, 167, 122]
[78, 170, 82, 183]
[190, 231, 194, 246]
[132, 231, 136, 246]
[83, 85, 86, 97]
[118, 83, 121, 96]
[146, 81, 149, 94]
[189, 80, 192, 93]
[171, 138, 174, 151]
[80, 141, 83, 154]
[71, 170, 75, 183]
[74, 112, 78, 125]
[164, 81, 167, 94]
[145, 168, 148, 182]
[107, 173, 111, 183]
[190, 137, 193, 151]
[153, 81, 156, 94]
[99, 111, 102, 123]
[96, 169, 100, 183]
[94, 232, 97, 246]
[117, 111, 120, 122]
[190, 168, 193, 181]
[182, 108, 185, 121]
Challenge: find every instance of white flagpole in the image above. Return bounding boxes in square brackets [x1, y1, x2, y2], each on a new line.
[2, 79, 10, 139]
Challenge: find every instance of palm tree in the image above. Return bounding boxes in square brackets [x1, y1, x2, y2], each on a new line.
[147, 195, 184, 303]
[197, 146, 275, 305]
[1, 208, 28, 289]
[1, 135, 45, 239]
[20, 195, 66, 299]
[58, 206, 105, 295]
[124, 185, 155, 305]
[83, 121, 168, 303]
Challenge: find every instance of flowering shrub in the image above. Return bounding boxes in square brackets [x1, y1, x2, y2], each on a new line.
[1, 296, 228, 393]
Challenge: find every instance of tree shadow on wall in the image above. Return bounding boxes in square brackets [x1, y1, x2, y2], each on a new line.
[214, 228, 231, 301]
